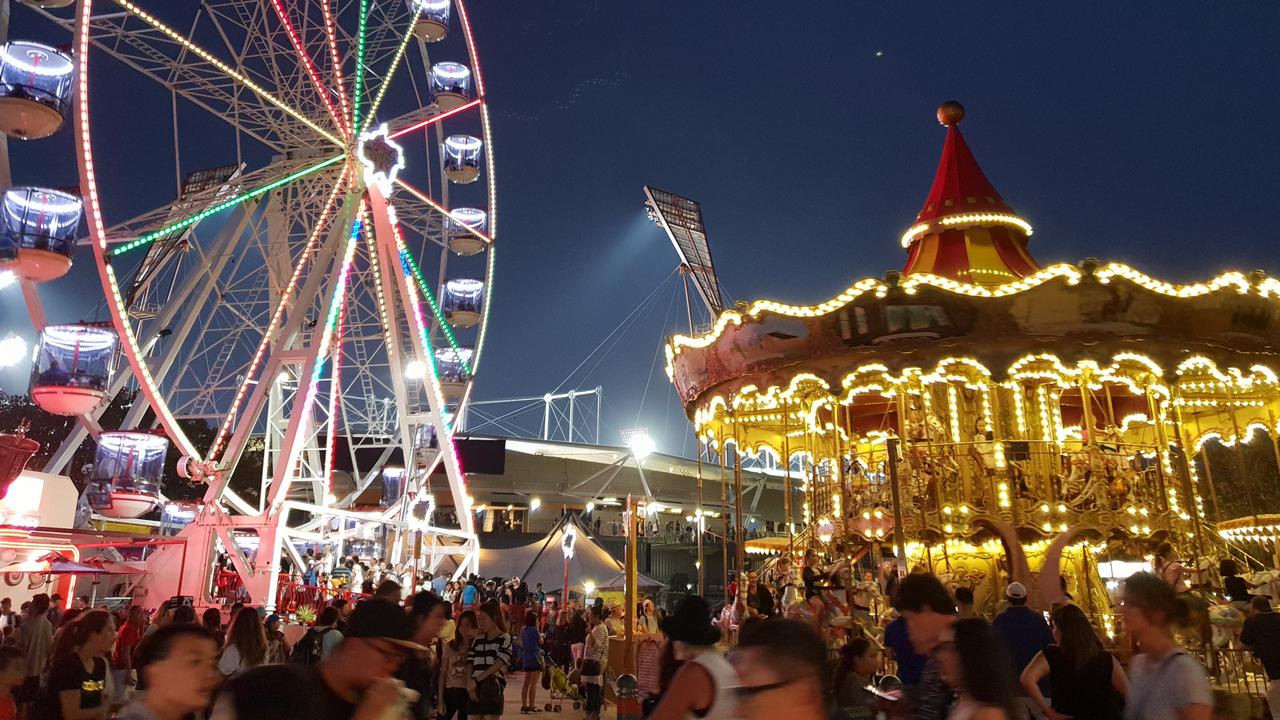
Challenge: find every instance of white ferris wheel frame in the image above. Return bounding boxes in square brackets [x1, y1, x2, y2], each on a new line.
[49, 0, 496, 608]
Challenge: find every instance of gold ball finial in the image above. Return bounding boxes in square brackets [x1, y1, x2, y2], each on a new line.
[937, 100, 965, 127]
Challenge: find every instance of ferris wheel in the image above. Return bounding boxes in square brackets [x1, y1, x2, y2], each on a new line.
[21, 0, 496, 605]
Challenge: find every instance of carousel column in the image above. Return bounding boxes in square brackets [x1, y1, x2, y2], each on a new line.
[783, 401, 794, 559]
[1170, 400, 1206, 560]
[989, 387, 1016, 524]
[695, 435, 705, 596]
[1148, 388, 1173, 513]
[733, 417, 745, 588]
[719, 432, 729, 600]
[832, 396, 848, 539]
[886, 437, 909, 578]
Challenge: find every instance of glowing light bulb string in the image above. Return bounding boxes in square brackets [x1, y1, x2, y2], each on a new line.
[321, 0, 352, 136]
[352, 0, 369, 136]
[323, 289, 348, 495]
[110, 155, 345, 256]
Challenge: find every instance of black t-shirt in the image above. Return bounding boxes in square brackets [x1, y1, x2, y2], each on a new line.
[40, 655, 106, 720]
[219, 663, 357, 720]
[1242, 611, 1280, 680]
[1042, 645, 1121, 720]
[1225, 576, 1251, 603]
[512, 585, 529, 604]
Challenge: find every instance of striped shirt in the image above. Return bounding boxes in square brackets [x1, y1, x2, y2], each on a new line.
[584, 622, 609, 663]
[469, 633, 513, 681]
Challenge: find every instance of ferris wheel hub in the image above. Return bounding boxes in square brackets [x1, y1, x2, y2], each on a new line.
[356, 123, 405, 195]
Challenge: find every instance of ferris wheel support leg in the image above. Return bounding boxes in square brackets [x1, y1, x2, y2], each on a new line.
[366, 187, 476, 546]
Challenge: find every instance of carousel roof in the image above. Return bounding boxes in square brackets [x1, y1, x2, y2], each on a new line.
[902, 102, 1038, 285]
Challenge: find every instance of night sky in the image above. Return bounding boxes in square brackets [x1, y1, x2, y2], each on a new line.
[3, 1, 1280, 460]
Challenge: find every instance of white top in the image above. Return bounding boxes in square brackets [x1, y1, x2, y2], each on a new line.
[689, 652, 739, 720]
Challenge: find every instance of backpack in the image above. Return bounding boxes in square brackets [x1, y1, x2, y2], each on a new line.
[289, 627, 331, 667]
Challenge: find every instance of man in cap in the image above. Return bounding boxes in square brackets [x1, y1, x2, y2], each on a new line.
[991, 581, 1052, 719]
[212, 598, 424, 720]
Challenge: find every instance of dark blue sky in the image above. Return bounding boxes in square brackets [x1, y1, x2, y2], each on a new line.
[5, 1, 1280, 459]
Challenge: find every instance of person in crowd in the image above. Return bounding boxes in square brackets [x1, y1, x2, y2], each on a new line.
[882, 610, 926, 688]
[0, 647, 25, 720]
[509, 579, 529, 631]
[1241, 595, 1280, 720]
[605, 603, 626, 637]
[218, 607, 267, 678]
[566, 606, 587, 666]
[331, 599, 351, 634]
[936, 618, 1021, 720]
[117, 623, 220, 720]
[851, 570, 881, 624]
[201, 608, 224, 646]
[517, 610, 541, 713]
[48, 595, 65, 628]
[1020, 602, 1126, 720]
[533, 585, 546, 613]
[212, 599, 422, 720]
[580, 607, 608, 720]
[636, 598, 660, 635]
[112, 606, 147, 702]
[316, 605, 345, 661]
[730, 618, 826, 720]
[0, 598, 18, 632]
[172, 606, 196, 625]
[375, 580, 404, 605]
[954, 587, 977, 619]
[399, 591, 448, 720]
[38, 610, 115, 720]
[143, 604, 171, 640]
[469, 602, 512, 720]
[439, 611, 477, 720]
[1220, 559, 1256, 609]
[263, 614, 291, 664]
[1119, 571, 1212, 720]
[648, 595, 736, 720]
[1154, 542, 1188, 593]
[744, 573, 774, 619]
[18, 593, 53, 705]
[891, 573, 957, 720]
[835, 635, 881, 719]
[462, 579, 479, 612]
[990, 581, 1051, 718]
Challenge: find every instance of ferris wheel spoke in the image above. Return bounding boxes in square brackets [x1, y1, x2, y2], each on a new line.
[393, 177, 493, 246]
[106, 0, 344, 147]
[321, 0, 353, 139]
[107, 154, 345, 257]
[385, 98, 482, 140]
[266, 0, 350, 139]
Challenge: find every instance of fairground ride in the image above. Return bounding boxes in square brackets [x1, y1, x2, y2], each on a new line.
[3, 0, 497, 610]
[666, 102, 1280, 618]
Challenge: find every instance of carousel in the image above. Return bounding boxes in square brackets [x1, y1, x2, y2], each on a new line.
[666, 101, 1280, 617]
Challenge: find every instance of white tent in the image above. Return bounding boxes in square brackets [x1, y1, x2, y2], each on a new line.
[477, 515, 664, 593]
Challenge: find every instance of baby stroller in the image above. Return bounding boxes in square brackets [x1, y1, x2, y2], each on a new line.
[542, 662, 582, 712]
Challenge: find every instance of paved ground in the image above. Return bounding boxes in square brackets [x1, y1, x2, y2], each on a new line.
[499, 670, 591, 720]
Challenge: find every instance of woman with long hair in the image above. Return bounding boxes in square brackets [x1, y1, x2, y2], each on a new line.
[38, 610, 116, 720]
[1154, 542, 1188, 593]
[217, 609, 267, 677]
[469, 602, 512, 720]
[518, 610, 542, 713]
[1020, 603, 1127, 720]
[935, 618, 1020, 720]
[439, 611, 477, 720]
[1119, 572, 1212, 720]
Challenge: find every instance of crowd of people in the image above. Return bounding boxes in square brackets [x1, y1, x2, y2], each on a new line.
[5, 542, 1280, 720]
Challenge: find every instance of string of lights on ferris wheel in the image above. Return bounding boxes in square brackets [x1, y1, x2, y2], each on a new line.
[267, 0, 348, 138]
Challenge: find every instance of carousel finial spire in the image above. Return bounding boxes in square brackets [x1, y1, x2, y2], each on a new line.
[901, 101, 1039, 286]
